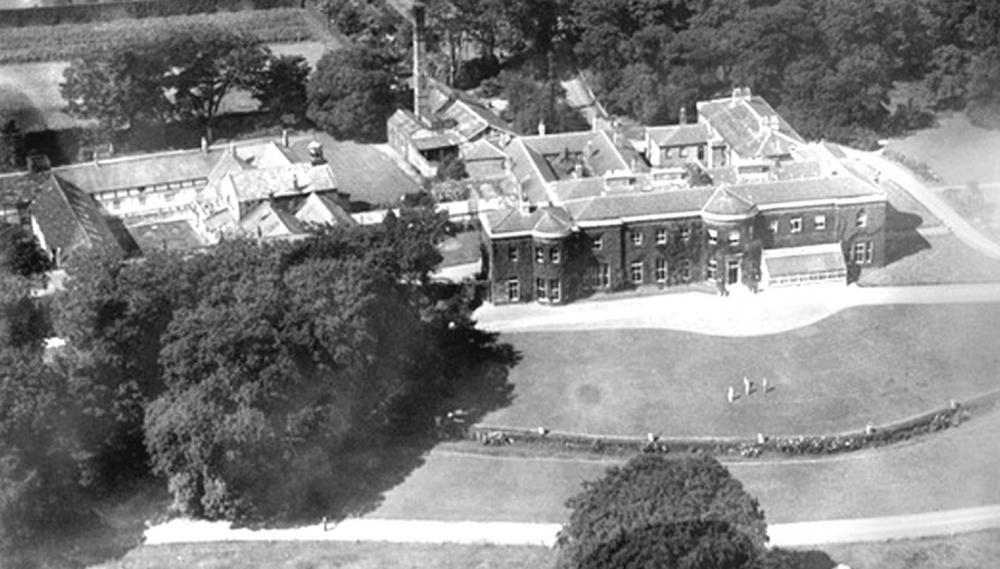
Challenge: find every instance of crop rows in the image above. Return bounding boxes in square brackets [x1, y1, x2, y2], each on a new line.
[0, 8, 314, 64]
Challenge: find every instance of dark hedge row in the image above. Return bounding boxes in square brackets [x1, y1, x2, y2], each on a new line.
[0, 0, 301, 28]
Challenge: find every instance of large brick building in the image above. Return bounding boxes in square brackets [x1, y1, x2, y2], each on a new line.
[479, 89, 887, 304]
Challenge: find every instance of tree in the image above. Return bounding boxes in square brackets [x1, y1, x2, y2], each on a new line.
[61, 38, 174, 137]
[0, 222, 51, 280]
[0, 119, 25, 173]
[557, 454, 769, 569]
[307, 46, 399, 142]
[251, 54, 311, 122]
[164, 25, 272, 141]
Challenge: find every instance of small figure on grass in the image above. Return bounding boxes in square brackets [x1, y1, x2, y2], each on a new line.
[743, 376, 752, 396]
[762, 377, 769, 394]
[727, 386, 736, 403]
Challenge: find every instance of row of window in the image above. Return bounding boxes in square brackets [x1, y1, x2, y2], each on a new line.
[852, 241, 874, 264]
[589, 258, 693, 288]
[770, 210, 868, 235]
[508, 246, 560, 264]
[505, 277, 562, 302]
[595, 227, 696, 251]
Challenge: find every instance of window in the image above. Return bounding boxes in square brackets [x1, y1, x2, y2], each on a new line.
[507, 278, 520, 301]
[550, 247, 560, 264]
[681, 227, 692, 241]
[728, 230, 740, 246]
[549, 279, 561, 302]
[536, 277, 547, 300]
[508, 246, 518, 263]
[679, 259, 692, 281]
[814, 214, 827, 230]
[590, 263, 611, 288]
[707, 228, 718, 245]
[790, 217, 803, 233]
[678, 146, 688, 157]
[630, 261, 644, 284]
[656, 228, 668, 245]
[535, 246, 545, 263]
[138, 194, 147, 206]
[631, 231, 644, 246]
[853, 241, 874, 264]
[592, 236, 603, 251]
[655, 258, 668, 283]
[856, 210, 868, 228]
[769, 220, 779, 234]
[707, 259, 718, 280]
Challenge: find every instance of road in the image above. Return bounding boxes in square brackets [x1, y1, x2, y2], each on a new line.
[846, 148, 1000, 260]
[144, 506, 1000, 548]
[474, 282, 1000, 336]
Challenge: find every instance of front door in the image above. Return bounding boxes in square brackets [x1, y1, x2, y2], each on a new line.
[726, 259, 740, 285]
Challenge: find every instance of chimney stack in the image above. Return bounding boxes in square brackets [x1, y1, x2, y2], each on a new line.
[537, 120, 546, 136]
[281, 129, 289, 148]
[679, 107, 688, 125]
[307, 140, 326, 165]
[412, 2, 428, 119]
[201, 136, 208, 153]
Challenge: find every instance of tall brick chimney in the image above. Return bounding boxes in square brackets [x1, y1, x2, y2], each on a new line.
[412, 2, 429, 119]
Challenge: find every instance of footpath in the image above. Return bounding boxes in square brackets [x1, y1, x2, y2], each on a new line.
[144, 505, 1000, 548]
[474, 282, 1000, 336]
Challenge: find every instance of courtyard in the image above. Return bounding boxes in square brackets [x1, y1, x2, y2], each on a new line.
[479, 302, 1000, 438]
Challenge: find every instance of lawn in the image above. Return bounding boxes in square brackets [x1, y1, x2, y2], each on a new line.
[822, 529, 1000, 569]
[371, 407, 1000, 524]
[480, 303, 1000, 438]
[885, 113, 1000, 188]
[859, 233, 1000, 286]
[88, 542, 557, 569]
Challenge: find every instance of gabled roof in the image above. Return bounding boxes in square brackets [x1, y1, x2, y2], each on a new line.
[483, 204, 574, 238]
[647, 124, 710, 147]
[518, 130, 630, 177]
[702, 186, 759, 218]
[29, 176, 123, 259]
[440, 98, 514, 141]
[226, 164, 337, 203]
[239, 200, 307, 238]
[463, 139, 507, 162]
[206, 150, 253, 188]
[53, 151, 217, 193]
[697, 94, 805, 159]
[295, 192, 355, 227]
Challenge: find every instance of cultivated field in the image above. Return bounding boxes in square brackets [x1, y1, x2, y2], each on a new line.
[0, 9, 314, 64]
[480, 303, 1000, 437]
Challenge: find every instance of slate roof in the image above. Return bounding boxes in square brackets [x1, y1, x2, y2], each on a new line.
[519, 130, 630, 177]
[0, 172, 49, 205]
[29, 176, 122, 259]
[440, 98, 514, 141]
[564, 188, 714, 223]
[294, 192, 355, 227]
[54, 151, 217, 193]
[226, 164, 337, 203]
[702, 186, 759, 217]
[697, 95, 805, 159]
[647, 124, 710, 147]
[726, 176, 884, 208]
[239, 200, 307, 238]
[463, 139, 507, 162]
[483, 204, 574, 238]
[763, 243, 847, 278]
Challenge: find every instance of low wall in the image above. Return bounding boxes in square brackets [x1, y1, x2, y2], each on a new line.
[468, 389, 1000, 458]
[0, 0, 300, 28]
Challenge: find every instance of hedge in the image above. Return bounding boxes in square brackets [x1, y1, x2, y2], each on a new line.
[467, 389, 1000, 459]
[0, 0, 303, 28]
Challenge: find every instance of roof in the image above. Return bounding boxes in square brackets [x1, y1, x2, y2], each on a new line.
[239, 200, 307, 238]
[702, 186, 759, 218]
[726, 176, 884, 208]
[53, 151, 218, 193]
[564, 188, 715, 223]
[763, 243, 847, 278]
[463, 139, 507, 162]
[29, 176, 122, 259]
[518, 130, 630, 178]
[295, 192, 356, 227]
[440, 98, 513, 141]
[127, 219, 206, 254]
[226, 164, 337, 203]
[206, 150, 253, 188]
[647, 124, 710, 147]
[697, 94, 805, 159]
[483, 205, 574, 238]
[388, 108, 463, 150]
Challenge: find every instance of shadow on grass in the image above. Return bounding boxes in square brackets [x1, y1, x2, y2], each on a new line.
[884, 204, 931, 265]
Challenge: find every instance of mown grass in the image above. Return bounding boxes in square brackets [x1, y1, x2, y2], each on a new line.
[822, 529, 1000, 569]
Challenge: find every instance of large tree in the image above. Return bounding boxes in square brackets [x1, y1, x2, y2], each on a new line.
[0, 222, 51, 280]
[557, 454, 768, 569]
[307, 46, 399, 142]
[251, 54, 311, 123]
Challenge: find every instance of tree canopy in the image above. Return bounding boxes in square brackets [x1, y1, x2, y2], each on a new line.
[307, 46, 400, 142]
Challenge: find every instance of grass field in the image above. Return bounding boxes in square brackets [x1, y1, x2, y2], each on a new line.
[823, 529, 1000, 569]
[886, 113, 1000, 188]
[0, 9, 314, 64]
[480, 303, 1000, 437]
[88, 541, 558, 569]
[860, 233, 1000, 285]
[371, 406, 1000, 524]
